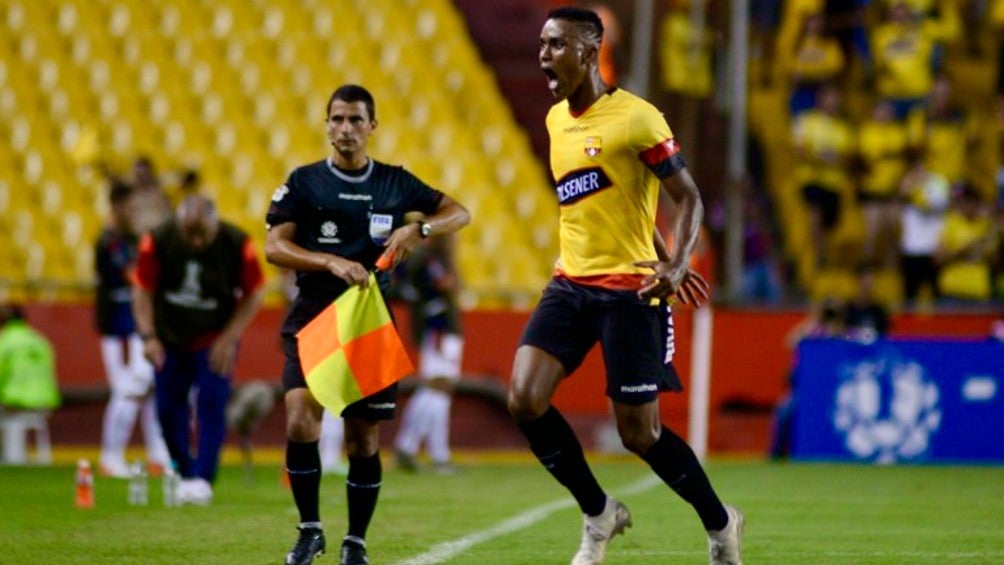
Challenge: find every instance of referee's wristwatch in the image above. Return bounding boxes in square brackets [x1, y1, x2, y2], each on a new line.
[417, 221, 432, 239]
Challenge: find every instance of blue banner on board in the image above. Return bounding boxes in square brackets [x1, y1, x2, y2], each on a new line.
[791, 338, 1004, 464]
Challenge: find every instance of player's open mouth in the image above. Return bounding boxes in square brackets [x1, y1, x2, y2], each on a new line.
[542, 68, 559, 90]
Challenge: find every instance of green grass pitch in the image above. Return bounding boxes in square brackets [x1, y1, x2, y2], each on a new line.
[1, 455, 1002, 564]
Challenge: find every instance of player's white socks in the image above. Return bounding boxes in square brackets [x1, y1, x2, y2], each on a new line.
[140, 397, 170, 466]
[395, 387, 452, 463]
[425, 389, 452, 464]
[100, 394, 138, 470]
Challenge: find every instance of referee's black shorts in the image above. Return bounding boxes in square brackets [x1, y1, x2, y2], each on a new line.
[281, 335, 398, 420]
[519, 277, 682, 405]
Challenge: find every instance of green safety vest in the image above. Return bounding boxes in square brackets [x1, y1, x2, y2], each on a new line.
[0, 320, 61, 409]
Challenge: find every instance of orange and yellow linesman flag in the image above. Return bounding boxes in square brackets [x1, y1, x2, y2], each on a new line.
[296, 273, 414, 415]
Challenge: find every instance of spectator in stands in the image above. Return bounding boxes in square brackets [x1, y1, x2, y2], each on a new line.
[898, 160, 951, 305]
[129, 155, 173, 236]
[0, 304, 60, 414]
[658, 0, 715, 168]
[792, 83, 855, 268]
[659, 0, 714, 100]
[769, 296, 846, 460]
[858, 99, 910, 269]
[773, 0, 826, 85]
[95, 180, 170, 478]
[998, 95, 1004, 211]
[995, 189, 1004, 300]
[871, 1, 943, 119]
[394, 234, 464, 474]
[781, 11, 845, 116]
[907, 76, 978, 186]
[995, 97, 1004, 300]
[132, 195, 265, 505]
[995, 0, 1004, 96]
[936, 183, 997, 302]
[844, 267, 891, 342]
[750, 0, 784, 84]
[741, 186, 784, 303]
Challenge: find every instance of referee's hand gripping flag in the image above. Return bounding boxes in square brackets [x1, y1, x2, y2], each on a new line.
[296, 272, 413, 415]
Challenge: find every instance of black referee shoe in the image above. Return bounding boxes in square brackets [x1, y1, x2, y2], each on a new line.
[286, 526, 325, 565]
[339, 539, 368, 565]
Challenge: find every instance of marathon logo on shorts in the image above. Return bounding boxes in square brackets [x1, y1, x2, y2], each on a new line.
[620, 383, 659, 393]
[555, 167, 612, 206]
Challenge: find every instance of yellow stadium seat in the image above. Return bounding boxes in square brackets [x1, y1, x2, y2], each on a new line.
[0, 0, 554, 304]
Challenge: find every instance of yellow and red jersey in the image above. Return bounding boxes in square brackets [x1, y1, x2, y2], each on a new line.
[545, 88, 687, 289]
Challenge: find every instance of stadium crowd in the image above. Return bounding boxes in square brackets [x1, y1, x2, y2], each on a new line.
[759, 0, 1003, 307]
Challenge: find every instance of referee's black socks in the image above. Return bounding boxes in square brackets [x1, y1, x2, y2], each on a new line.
[346, 453, 382, 540]
[287, 440, 322, 524]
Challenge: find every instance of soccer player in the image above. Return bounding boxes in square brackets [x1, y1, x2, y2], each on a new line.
[393, 234, 464, 474]
[265, 84, 470, 565]
[95, 181, 170, 478]
[508, 7, 743, 565]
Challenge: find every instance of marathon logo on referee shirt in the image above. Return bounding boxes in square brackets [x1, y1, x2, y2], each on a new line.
[554, 167, 612, 205]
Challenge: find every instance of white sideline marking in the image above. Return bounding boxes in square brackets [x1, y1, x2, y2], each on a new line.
[394, 475, 661, 565]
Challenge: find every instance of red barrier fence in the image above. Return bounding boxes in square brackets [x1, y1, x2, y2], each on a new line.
[28, 303, 994, 423]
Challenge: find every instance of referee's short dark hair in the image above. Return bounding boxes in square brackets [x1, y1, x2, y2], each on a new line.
[328, 84, 376, 122]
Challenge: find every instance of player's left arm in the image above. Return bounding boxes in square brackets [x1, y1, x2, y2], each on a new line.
[648, 228, 709, 306]
[636, 168, 709, 304]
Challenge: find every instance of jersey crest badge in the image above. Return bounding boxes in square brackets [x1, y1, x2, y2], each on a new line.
[584, 136, 602, 158]
[369, 213, 394, 245]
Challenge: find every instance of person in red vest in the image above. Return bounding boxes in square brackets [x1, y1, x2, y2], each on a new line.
[132, 195, 264, 506]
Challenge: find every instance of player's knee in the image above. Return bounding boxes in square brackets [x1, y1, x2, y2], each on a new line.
[618, 425, 659, 455]
[506, 386, 547, 422]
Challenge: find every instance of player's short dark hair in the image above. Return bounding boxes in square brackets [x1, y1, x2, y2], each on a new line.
[327, 84, 376, 122]
[108, 179, 133, 205]
[547, 6, 604, 44]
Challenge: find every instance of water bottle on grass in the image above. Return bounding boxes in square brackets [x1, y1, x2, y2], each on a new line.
[128, 461, 148, 506]
[162, 463, 180, 507]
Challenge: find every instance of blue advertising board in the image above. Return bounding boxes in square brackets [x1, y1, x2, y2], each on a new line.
[791, 338, 1004, 464]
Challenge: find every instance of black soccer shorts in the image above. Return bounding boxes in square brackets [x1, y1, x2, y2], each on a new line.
[519, 277, 682, 405]
[281, 335, 398, 420]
